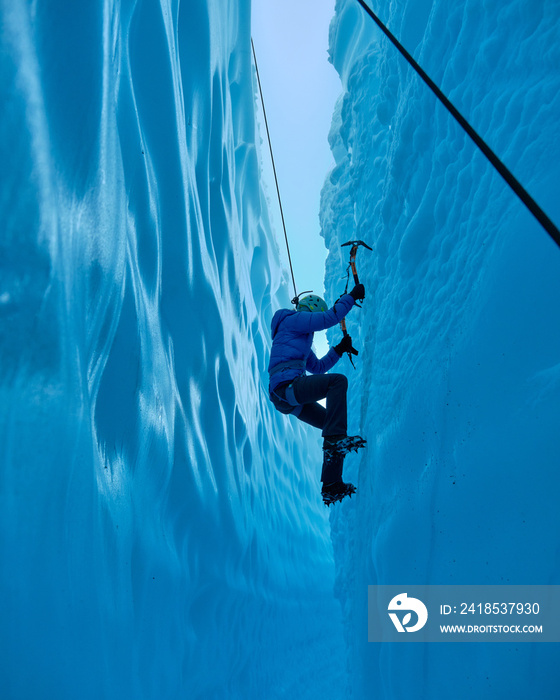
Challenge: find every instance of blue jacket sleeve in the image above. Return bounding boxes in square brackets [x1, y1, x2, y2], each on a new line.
[282, 294, 355, 334]
[306, 347, 340, 374]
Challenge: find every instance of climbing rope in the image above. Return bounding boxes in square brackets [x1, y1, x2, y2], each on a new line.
[251, 38, 299, 300]
[354, 0, 560, 249]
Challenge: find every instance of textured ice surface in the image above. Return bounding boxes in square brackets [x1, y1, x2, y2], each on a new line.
[322, 0, 560, 698]
[3, 0, 560, 697]
[0, 1, 345, 697]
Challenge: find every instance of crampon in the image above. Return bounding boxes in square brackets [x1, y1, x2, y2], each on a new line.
[321, 481, 357, 507]
[323, 435, 367, 457]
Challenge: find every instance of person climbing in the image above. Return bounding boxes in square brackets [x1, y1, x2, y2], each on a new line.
[268, 284, 367, 506]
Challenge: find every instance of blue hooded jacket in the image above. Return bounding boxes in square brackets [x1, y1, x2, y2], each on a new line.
[268, 293, 355, 392]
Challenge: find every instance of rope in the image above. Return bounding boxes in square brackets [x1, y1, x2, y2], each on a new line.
[251, 38, 299, 299]
[354, 0, 560, 249]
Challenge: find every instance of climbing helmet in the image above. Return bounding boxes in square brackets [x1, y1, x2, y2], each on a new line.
[297, 294, 328, 313]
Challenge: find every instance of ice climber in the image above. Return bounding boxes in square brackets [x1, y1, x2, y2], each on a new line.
[268, 285, 367, 506]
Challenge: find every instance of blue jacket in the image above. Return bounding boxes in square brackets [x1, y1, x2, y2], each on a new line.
[268, 293, 355, 392]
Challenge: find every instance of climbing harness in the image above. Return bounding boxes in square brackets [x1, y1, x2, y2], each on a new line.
[268, 359, 306, 378]
[339, 240, 372, 367]
[353, 0, 560, 249]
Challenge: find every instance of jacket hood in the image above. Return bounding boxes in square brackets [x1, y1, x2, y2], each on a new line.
[271, 308, 297, 339]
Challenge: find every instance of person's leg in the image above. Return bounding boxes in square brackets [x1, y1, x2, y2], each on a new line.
[291, 373, 348, 438]
[297, 402, 326, 431]
[279, 373, 349, 486]
[321, 451, 344, 484]
[291, 374, 349, 484]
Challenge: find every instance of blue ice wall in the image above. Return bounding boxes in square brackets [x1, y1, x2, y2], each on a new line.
[0, 0, 346, 697]
[321, 0, 560, 698]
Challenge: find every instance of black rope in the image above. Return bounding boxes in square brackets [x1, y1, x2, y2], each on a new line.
[251, 38, 299, 299]
[354, 0, 560, 249]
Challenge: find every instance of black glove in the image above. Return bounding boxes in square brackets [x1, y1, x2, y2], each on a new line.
[334, 334, 355, 356]
[349, 283, 365, 301]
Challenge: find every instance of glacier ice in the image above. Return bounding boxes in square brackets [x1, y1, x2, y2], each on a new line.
[2, 0, 560, 698]
[0, 0, 345, 697]
[322, 0, 560, 698]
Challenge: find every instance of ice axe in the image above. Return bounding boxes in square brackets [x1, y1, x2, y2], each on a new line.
[341, 240, 372, 296]
[339, 240, 372, 367]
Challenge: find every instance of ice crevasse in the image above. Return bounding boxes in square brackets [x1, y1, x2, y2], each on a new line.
[322, 0, 560, 698]
[1, 0, 560, 698]
[0, 0, 345, 698]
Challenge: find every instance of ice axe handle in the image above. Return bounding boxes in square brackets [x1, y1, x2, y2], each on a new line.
[341, 319, 359, 363]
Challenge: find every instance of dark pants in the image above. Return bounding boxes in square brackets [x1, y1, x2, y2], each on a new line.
[270, 373, 348, 483]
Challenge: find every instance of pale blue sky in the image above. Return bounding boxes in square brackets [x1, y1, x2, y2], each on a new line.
[251, 0, 341, 304]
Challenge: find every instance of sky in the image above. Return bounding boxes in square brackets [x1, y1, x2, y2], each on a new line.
[251, 0, 341, 306]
